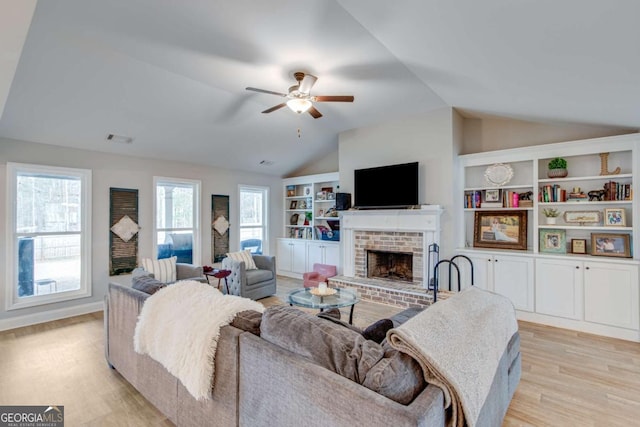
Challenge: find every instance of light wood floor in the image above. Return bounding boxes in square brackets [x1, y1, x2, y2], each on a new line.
[1, 277, 639, 426]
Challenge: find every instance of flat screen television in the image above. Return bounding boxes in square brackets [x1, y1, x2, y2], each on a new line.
[354, 162, 419, 209]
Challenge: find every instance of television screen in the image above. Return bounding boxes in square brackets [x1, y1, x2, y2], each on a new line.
[354, 162, 419, 208]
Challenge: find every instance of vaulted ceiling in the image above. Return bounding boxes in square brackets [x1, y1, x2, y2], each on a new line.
[1, 1, 638, 176]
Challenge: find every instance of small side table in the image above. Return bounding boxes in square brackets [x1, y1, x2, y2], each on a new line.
[205, 269, 231, 294]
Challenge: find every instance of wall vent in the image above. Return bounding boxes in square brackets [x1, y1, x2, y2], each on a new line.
[106, 133, 134, 144]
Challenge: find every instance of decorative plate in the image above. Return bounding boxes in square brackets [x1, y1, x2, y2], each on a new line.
[484, 163, 514, 187]
[309, 287, 337, 296]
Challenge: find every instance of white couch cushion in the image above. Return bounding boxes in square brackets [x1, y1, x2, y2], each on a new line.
[141, 256, 177, 283]
[226, 250, 257, 270]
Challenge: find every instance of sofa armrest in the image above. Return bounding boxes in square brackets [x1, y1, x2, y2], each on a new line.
[222, 257, 245, 296]
[176, 263, 204, 281]
[252, 255, 275, 273]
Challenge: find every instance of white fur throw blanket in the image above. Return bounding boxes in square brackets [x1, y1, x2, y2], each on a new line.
[387, 287, 518, 427]
[133, 280, 264, 400]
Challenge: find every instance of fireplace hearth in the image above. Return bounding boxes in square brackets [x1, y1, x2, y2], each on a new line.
[367, 250, 413, 283]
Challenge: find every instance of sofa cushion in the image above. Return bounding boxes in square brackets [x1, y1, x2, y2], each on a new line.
[141, 256, 177, 283]
[362, 319, 394, 344]
[261, 306, 425, 404]
[132, 275, 166, 295]
[231, 310, 262, 335]
[245, 269, 273, 286]
[226, 250, 257, 270]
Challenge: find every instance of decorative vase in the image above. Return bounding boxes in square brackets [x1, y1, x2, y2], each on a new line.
[547, 168, 568, 178]
[545, 217, 557, 225]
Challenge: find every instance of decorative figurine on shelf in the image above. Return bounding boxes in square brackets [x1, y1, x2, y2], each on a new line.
[588, 189, 606, 201]
[518, 191, 533, 200]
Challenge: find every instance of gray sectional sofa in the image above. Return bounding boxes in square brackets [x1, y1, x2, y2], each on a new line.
[104, 281, 521, 426]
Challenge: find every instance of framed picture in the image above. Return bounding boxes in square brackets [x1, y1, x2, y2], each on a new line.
[321, 187, 334, 193]
[571, 238, 587, 254]
[484, 189, 501, 202]
[327, 192, 336, 200]
[298, 200, 307, 209]
[317, 209, 325, 217]
[591, 233, 631, 258]
[289, 200, 297, 210]
[303, 186, 312, 197]
[286, 185, 296, 197]
[604, 208, 626, 226]
[539, 229, 567, 254]
[563, 210, 601, 224]
[289, 213, 299, 225]
[316, 191, 327, 200]
[473, 210, 527, 250]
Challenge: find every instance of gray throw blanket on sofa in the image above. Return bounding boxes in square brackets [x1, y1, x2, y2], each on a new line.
[387, 287, 518, 427]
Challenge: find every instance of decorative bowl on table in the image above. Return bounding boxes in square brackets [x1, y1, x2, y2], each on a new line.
[309, 287, 337, 296]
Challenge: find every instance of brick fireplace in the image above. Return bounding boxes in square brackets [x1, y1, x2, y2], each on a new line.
[340, 207, 443, 289]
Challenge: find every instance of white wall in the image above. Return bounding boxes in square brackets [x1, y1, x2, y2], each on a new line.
[339, 107, 457, 260]
[462, 115, 637, 154]
[287, 149, 339, 177]
[0, 138, 283, 324]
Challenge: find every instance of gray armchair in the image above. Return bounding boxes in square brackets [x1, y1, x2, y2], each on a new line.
[222, 255, 276, 300]
[132, 262, 207, 284]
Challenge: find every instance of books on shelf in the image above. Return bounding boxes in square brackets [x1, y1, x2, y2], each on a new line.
[539, 184, 567, 202]
[605, 181, 632, 201]
[289, 227, 312, 239]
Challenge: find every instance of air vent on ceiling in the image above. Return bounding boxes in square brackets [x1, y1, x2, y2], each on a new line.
[106, 133, 134, 144]
[259, 160, 274, 166]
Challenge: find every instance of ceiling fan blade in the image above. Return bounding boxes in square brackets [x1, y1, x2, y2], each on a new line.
[262, 103, 287, 114]
[308, 106, 323, 119]
[298, 74, 318, 94]
[246, 87, 287, 97]
[314, 95, 354, 102]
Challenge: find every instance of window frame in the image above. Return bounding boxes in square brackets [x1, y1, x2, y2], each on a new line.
[238, 184, 269, 255]
[153, 176, 201, 264]
[6, 162, 92, 310]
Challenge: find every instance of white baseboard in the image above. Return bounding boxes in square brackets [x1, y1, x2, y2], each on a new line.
[0, 301, 104, 332]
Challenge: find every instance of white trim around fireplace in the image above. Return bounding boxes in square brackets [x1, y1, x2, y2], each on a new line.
[340, 206, 444, 289]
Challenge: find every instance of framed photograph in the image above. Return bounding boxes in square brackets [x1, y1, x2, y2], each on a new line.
[286, 185, 296, 197]
[317, 209, 325, 217]
[591, 233, 631, 258]
[473, 210, 528, 250]
[327, 192, 336, 200]
[571, 238, 587, 254]
[289, 200, 297, 210]
[563, 210, 601, 224]
[321, 187, 334, 193]
[539, 229, 567, 254]
[289, 213, 299, 225]
[316, 191, 327, 200]
[604, 208, 626, 226]
[484, 189, 501, 202]
[303, 186, 312, 197]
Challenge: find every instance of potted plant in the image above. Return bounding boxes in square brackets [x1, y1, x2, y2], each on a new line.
[542, 208, 560, 224]
[547, 157, 568, 178]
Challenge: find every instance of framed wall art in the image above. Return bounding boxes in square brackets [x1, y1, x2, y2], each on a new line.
[571, 239, 587, 254]
[212, 194, 230, 263]
[539, 229, 566, 254]
[473, 210, 527, 250]
[604, 208, 626, 227]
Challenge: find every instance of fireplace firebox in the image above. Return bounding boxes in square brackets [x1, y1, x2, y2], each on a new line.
[366, 250, 413, 282]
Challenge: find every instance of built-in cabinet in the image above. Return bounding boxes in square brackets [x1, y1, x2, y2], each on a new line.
[457, 134, 640, 341]
[307, 241, 340, 269]
[277, 238, 340, 278]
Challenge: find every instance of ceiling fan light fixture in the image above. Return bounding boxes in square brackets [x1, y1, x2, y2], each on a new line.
[286, 98, 312, 114]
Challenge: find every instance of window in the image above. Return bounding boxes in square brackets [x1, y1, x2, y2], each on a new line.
[6, 163, 92, 310]
[154, 177, 200, 264]
[239, 185, 268, 255]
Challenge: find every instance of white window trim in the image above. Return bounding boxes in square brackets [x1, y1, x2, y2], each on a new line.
[5, 162, 92, 311]
[153, 176, 201, 264]
[238, 184, 269, 255]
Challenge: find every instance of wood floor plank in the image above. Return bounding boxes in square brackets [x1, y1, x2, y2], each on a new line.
[1, 277, 639, 426]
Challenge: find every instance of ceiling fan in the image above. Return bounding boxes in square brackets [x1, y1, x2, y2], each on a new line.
[246, 72, 354, 119]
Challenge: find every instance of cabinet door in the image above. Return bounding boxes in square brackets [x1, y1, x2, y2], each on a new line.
[584, 262, 639, 329]
[535, 258, 583, 320]
[493, 255, 534, 312]
[323, 243, 340, 268]
[457, 253, 492, 291]
[277, 239, 293, 272]
[290, 240, 307, 274]
[306, 242, 324, 270]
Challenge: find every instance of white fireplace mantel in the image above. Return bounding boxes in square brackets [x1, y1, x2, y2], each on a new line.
[340, 206, 444, 288]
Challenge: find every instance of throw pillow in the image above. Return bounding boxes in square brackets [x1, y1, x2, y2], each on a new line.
[362, 319, 394, 344]
[132, 275, 166, 295]
[141, 256, 177, 283]
[226, 250, 257, 270]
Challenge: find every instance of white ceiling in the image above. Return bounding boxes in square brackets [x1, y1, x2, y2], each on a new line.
[1, 0, 638, 176]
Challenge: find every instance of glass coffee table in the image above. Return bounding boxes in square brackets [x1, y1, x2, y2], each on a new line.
[287, 287, 360, 324]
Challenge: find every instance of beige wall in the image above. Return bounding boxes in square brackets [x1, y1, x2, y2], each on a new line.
[461, 115, 637, 154]
[287, 149, 338, 177]
[339, 107, 457, 259]
[0, 138, 283, 322]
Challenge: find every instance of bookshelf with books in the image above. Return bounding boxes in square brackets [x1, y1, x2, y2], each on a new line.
[456, 134, 640, 342]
